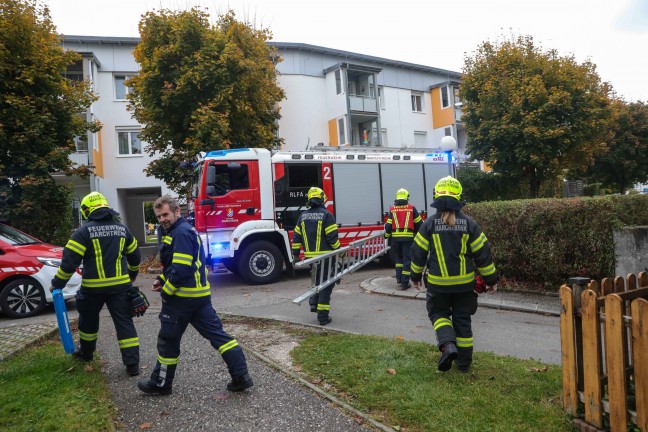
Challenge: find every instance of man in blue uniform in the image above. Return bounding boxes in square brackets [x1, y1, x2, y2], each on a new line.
[51, 192, 141, 376]
[138, 196, 252, 395]
[292, 187, 341, 325]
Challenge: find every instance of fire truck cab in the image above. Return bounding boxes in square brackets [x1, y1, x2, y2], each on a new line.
[190, 147, 456, 285]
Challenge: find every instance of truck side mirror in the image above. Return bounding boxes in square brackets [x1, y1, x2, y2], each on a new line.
[206, 165, 216, 185]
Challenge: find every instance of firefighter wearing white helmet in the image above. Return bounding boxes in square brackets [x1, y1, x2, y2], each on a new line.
[410, 176, 499, 373]
[50, 192, 142, 376]
[384, 188, 422, 290]
[291, 186, 340, 325]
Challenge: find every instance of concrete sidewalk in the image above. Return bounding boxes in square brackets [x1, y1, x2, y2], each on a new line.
[360, 275, 561, 317]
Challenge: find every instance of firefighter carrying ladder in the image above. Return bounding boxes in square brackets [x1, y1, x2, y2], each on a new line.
[292, 232, 389, 305]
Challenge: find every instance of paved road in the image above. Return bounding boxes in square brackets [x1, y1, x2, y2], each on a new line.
[212, 262, 561, 365]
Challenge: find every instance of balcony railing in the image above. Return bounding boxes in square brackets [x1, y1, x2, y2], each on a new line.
[69, 151, 89, 166]
[349, 95, 378, 113]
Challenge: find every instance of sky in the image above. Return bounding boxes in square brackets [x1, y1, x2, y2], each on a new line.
[44, 0, 648, 102]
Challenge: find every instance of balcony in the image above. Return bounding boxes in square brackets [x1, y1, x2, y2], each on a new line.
[69, 151, 89, 166]
[349, 95, 378, 113]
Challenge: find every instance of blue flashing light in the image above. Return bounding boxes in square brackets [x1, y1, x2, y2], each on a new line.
[210, 242, 229, 251]
[205, 148, 250, 158]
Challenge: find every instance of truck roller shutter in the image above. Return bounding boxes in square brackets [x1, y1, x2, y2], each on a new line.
[332, 163, 382, 225]
[424, 164, 453, 208]
[380, 164, 426, 212]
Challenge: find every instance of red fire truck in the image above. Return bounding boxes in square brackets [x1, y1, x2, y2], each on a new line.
[189, 147, 456, 284]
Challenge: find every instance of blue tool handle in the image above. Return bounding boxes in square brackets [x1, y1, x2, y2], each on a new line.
[52, 289, 75, 354]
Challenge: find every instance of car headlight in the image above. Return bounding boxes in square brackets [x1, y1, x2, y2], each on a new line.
[37, 257, 62, 267]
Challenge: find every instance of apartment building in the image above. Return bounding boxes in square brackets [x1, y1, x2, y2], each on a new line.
[56, 36, 465, 242]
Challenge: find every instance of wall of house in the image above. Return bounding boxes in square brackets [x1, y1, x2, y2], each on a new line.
[277, 74, 329, 150]
[63, 40, 172, 218]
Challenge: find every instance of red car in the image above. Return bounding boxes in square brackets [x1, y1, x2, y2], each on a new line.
[0, 223, 81, 318]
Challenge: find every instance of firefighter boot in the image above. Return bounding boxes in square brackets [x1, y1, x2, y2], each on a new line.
[438, 342, 458, 372]
[227, 373, 254, 392]
[137, 379, 172, 395]
[73, 347, 93, 362]
[126, 363, 140, 376]
[319, 316, 332, 326]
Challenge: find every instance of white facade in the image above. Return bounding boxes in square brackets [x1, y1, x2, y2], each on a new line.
[59, 36, 464, 240]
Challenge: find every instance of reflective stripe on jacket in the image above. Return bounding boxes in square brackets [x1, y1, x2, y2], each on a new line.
[291, 205, 340, 258]
[158, 217, 210, 298]
[410, 211, 498, 293]
[384, 202, 422, 240]
[52, 209, 140, 291]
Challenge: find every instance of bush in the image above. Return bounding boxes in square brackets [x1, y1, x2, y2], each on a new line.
[463, 195, 648, 290]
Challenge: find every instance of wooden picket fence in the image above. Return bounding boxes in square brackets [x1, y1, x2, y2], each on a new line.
[560, 273, 648, 432]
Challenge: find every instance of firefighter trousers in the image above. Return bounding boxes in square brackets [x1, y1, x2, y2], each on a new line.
[393, 240, 413, 286]
[75, 288, 139, 366]
[308, 261, 334, 323]
[149, 295, 248, 389]
[426, 289, 478, 369]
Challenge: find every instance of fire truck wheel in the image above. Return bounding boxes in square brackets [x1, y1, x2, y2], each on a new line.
[0, 278, 47, 318]
[237, 240, 283, 285]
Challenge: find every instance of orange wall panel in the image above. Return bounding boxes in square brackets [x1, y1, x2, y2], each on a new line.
[328, 119, 338, 147]
[431, 88, 454, 129]
[93, 130, 104, 178]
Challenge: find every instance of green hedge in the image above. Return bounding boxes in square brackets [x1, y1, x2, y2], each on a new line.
[463, 195, 648, 290]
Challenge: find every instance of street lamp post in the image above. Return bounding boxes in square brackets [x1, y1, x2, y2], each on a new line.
[439, 136, 458, 177]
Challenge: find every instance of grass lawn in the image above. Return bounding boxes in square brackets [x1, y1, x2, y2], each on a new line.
[145, 234, 157, 243]
[291, 333, 571, 432]
[0, 338, 115, 431]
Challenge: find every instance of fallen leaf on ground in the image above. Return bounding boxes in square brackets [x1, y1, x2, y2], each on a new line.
[293, 364, 302, 372]
[394, 336, 404, 341]
[528, 366, 548, 372]
[243, 294, 251, 297]
[375, 308, 384, 312]
[353, 417, 365, 425]
[139, 422, 153, 430]
[66, 367, 74, 373]
[387, 368, 397, 375]
[160, 410, 171, 416]
[312, 379, 322, 384]
[213, 391, 229, 401]
[84, 365, 94, 372]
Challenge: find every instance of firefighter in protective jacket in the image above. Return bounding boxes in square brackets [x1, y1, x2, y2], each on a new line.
[50, 192, 142, 376]
[410, 177, 499, 373]
[138, 196, 252, 395]
[384, 188, 422, 290]
[291, 187, 341, 325]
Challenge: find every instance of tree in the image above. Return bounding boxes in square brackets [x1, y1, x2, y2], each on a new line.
[0, 0, 98, 242]
[128, 8, 285, 196]
[461, 35, 612, 198]
[581, 100, 648, 193]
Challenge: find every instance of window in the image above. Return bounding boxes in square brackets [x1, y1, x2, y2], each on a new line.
[411, 92, 423, 112]
[288, 164, 320, 188]
[414, 131, 427, 147]
[335, 70, 342, 94]
[338, 118, 346, 145]
[64, 60, 84, 83]
[73, 135, 88, 152]
[444, 127, 452, 136]
[115, 75, 133, 100]
[117, 130, 142, 155]
[378, 86, 385, 109]
[441, 86, 450, 108]
[207, 163, 249, 196]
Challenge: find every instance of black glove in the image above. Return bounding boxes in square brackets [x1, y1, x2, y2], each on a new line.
[292, 252, 300, 263]
[128, 286, 150, 317]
